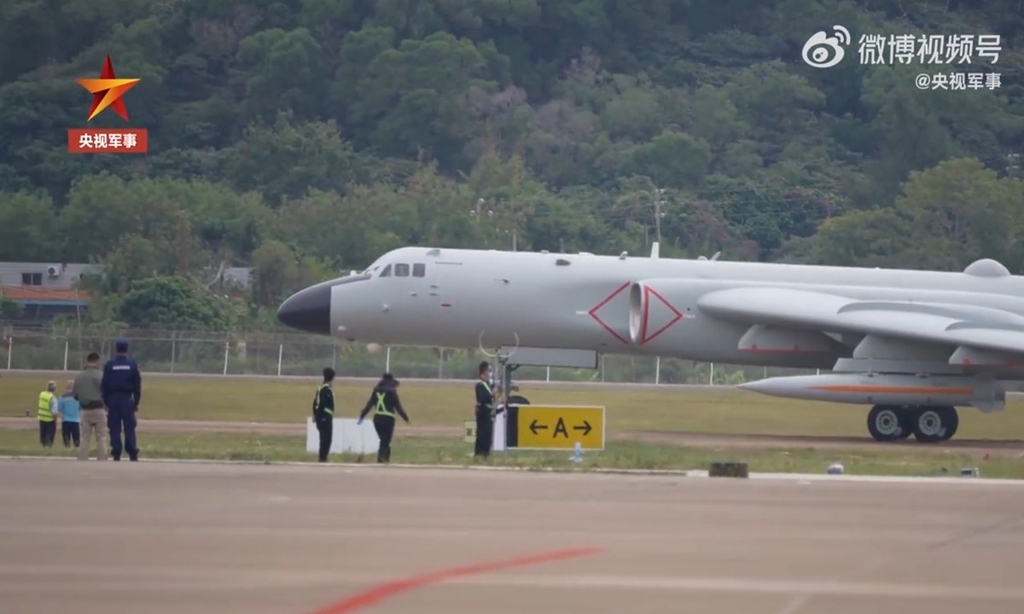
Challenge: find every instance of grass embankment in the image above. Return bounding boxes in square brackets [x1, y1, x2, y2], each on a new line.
[4, 373, 1024, 440]
[1, 429, 1019, 478]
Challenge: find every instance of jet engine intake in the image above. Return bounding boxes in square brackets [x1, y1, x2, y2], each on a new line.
[628, 280, 686, 346]
[628, 281, 645, 345]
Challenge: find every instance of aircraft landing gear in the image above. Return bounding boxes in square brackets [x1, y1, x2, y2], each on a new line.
[867, 405, 912, 442]
[909, 405, 958, 443]
[867, 404, 957, 443]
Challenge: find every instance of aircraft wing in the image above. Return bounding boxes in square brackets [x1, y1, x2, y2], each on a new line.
[696, 287, 1024, 361]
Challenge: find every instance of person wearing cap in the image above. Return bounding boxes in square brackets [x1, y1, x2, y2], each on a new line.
[37, 380, 60, 448]
[357, 373, 409, 463]
[101, 339, 142, 461]
[311, 367, 336, 462]
[473, 361, 502, 459]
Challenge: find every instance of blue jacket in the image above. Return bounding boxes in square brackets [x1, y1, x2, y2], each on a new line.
[58, 393, 80, 422]
[101, 354, 141, 406]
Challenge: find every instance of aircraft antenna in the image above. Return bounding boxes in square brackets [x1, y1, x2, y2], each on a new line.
[477, 331, 519, 362]
[478, 331, 519, 420]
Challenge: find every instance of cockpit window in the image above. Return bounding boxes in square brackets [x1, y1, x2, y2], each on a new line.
[413, 263, 425, 277]
[379, 264, 392, 277]
[395, 263, 410, 277]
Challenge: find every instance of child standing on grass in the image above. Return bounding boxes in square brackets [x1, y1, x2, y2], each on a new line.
[59, 380, 80, 449]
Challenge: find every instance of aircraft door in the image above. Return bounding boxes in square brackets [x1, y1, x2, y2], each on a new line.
[428, 259, 462, 311]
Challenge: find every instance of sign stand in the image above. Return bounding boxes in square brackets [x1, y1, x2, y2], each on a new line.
[478, 338, 604, 458]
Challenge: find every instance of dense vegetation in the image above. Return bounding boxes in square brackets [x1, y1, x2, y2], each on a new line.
[1, 0, 1024, 331]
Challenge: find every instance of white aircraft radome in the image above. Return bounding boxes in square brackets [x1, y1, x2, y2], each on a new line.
[277, 244, 1024, 444]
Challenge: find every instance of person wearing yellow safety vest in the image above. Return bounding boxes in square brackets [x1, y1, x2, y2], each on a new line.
[37, 380, 60, 448]
[357, 373, 409, 463]
[312, 367, 336, 462]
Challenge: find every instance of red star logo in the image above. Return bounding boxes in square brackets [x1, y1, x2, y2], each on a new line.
[76, 55, 140, 122]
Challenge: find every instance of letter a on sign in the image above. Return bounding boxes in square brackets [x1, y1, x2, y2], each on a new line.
[553, 417, 568, 438]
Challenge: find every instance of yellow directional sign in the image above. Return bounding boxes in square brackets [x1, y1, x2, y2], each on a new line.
[505, 405, 605, 451]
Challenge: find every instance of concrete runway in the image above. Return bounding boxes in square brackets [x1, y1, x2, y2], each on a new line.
[3, 461, 1024, 614]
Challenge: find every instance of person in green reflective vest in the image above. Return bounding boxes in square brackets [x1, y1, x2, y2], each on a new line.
[37, 380, 59, 448]
[473, 361, 501, 459]
[311, 368, 336, 462]
[357, 373, 409, 463]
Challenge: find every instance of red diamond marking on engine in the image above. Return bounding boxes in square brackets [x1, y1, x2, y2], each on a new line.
[640, 286, 683, 344]
[587, 282, 630, 345]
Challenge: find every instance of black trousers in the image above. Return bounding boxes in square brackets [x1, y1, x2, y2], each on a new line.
[62, 421, 80, 448]
[474, 408, 493, 457]
[373, 415, 395, 463]
[39, 421, 56, 448]
[315, 415, 333, 462]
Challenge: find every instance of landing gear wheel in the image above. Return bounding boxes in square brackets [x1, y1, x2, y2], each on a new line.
[895, 406, 915, 439]
[936, 406, 958, 442]
[867, 405, 907, 442]
[912, 406, 958, 443]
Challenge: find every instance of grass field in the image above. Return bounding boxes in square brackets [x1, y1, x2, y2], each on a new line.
[1, 428, 1017, 478]
[4, 372, 1024, 439]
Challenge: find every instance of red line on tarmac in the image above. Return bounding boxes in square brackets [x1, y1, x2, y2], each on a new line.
[307, 546, 604, 614]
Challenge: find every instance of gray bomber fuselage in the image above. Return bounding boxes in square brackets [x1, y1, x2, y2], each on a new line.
[276, 246, 1024, 370]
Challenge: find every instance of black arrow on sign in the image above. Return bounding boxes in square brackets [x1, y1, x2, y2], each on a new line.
[574, 421, 592, 436]
[529, 419, 548, 435]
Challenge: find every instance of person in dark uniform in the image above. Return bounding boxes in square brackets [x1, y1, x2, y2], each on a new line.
[101, 339, 142, 461]
[357, 373, 409, 463]
[473, 361, 501, 459]
[312, 367, 336, 462]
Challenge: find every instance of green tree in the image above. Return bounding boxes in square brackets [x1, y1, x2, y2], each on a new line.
[117, 276, 236, 330]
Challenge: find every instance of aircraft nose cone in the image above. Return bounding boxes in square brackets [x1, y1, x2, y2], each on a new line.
[277, 283, 332, 335]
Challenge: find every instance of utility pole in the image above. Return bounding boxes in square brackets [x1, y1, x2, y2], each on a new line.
[654, 187, 666, 243]
[655, 196, 662, 244]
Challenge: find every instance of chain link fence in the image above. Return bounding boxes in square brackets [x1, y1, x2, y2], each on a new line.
[0, 325, 817, 384]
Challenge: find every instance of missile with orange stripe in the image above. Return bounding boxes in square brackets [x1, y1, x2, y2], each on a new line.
[739, 373, 1005, 409]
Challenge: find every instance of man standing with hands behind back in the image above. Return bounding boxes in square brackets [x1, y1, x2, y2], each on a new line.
[74, 352, 107, 461]
[101, 339, 142, 462]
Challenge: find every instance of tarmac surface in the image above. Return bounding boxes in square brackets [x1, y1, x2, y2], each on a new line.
[3, 460, 1024, 614]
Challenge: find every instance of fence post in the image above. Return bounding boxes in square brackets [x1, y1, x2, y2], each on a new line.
[6, 337, 11, 370]
[600, 355, 605, 382]
[709, 363, 715, 385]
[222, 341, 230, 375]
[332, 346, 337, 370]
[546, 366, 550, 382]
[386, 347, 391, 373]
[277, 344, 283, 377]
[170, 337, 176, 373]
[655, 356, 660, 384]
[63, 340, 69, 371]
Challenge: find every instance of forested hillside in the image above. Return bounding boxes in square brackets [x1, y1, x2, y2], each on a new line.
[1, 0, 1024, 330]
